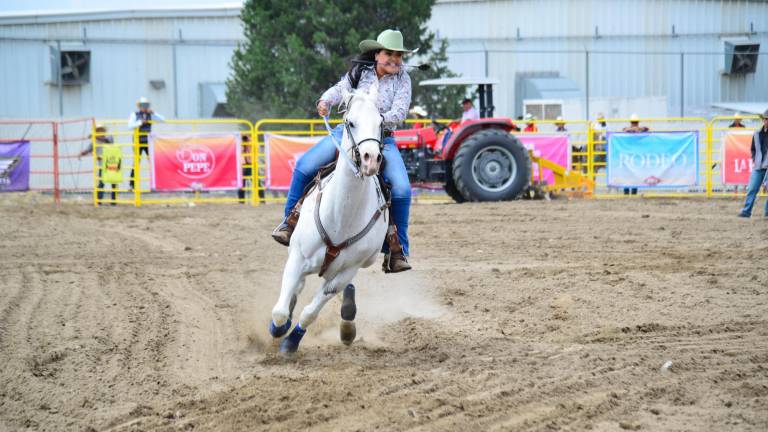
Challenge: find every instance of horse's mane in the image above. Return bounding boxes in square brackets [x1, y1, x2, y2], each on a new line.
[340, 89, 377, 116]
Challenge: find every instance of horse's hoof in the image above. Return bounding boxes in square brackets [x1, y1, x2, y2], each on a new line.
[340, 319, 356, 346]
[269, 319, 292, 338]
[279, 324, 306, 354]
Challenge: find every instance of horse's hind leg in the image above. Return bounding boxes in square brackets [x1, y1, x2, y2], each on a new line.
[340, 284, 357, 346]
[269, 249, 305, 338]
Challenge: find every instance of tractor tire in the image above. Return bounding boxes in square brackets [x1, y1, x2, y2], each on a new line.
[452, 129, 531, 202]
[443, 162, 466, 203]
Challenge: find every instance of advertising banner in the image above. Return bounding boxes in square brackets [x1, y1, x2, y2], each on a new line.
[265, 134, 322, 190]
[722, 131, 754, 185]
[0, 140, 31, 192]
[607, 132, 698, 188]
[150, 133, 241, 191]
[518, 135, 571, 185]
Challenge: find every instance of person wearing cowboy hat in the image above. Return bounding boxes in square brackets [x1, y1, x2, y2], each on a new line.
[523, 113, 538, 133]
[620, 114, 650, 195]
[273, 29, 416, 273]
[622, 114, 649, 133]
[728, 112, 746, 129]
[127, 96, 165, 190]
[738, 109, 768, 218]
[554, 116, 567, 132]
[409, 105, 428, 128]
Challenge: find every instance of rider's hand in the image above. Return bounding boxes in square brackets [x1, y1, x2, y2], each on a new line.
[317, 100, 329, 117]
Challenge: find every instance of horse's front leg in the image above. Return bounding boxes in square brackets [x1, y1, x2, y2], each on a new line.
[280, 267, 358, 353]
[269, 248, 306, 338]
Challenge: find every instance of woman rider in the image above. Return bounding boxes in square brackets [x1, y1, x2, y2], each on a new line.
[272, 29, 414, 273]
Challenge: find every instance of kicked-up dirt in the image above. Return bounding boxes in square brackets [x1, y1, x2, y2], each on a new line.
[0, 197, 767, 431]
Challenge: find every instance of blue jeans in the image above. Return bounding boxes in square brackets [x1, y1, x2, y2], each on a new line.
[285, 125, 412, 255]
[740, 168, 768, 217]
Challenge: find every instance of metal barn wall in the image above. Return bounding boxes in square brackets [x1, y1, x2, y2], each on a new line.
[429, 0, 768, 118]
[0, 8, 241, 119]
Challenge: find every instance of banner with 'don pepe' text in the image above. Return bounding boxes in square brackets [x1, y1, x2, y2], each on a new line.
[150, 133, 241, 191]
[607, 132, 699, 188]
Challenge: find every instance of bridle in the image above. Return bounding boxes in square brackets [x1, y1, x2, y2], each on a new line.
[323, 111, 384, 178]
[343, 116, 385, 169]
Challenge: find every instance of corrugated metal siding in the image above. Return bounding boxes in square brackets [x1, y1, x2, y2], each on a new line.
[0, 14, 241, 119]
[429, 0, 768, 117]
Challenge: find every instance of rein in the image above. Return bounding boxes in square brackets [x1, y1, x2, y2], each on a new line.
[315, 114, 388, 277]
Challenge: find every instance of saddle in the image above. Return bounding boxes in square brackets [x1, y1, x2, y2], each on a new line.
[289, 159, 393, 277]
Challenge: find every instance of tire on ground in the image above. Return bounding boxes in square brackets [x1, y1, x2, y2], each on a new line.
[443, 162, 466, 203]
[452, 129, 531, 202]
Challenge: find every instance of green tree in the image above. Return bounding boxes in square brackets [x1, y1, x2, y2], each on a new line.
[227, 0, 467, 121]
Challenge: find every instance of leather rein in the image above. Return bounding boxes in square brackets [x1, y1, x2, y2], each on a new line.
[316, 117, 389, 277]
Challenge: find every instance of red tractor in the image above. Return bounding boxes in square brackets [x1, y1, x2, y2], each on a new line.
[393, 78, 532, 202]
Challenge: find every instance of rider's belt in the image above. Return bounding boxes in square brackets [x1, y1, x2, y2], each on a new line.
[383, 131, 393, 138]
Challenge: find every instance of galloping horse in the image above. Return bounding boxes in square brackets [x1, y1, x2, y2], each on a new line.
[268, 85, 389, 353]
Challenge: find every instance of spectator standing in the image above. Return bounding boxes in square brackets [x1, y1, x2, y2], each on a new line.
[728, 112, 746, 128]
[738, 109, 768, 218]
[523, 113, 538, 133]
[621, 114, 649, 195]
[127, 97, 165, 190]
[80, 124, 119, 205]
[593, 113, 608, 172]
[554, 116, 567, 132]
[238, 133, 252, 204]
[409, 105, 428, 128]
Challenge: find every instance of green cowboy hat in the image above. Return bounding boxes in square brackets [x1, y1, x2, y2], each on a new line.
[359, 29, 418, 54]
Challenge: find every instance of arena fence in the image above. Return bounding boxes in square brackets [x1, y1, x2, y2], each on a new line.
[0, 118, 94, 203]
[92, 118, 257, 206]
[521, 115, 765, 199]
[1, 115, 765, 206]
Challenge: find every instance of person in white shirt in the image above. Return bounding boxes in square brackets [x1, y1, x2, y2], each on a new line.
[127, 97, 165, 190]
[461, 98, 480, 123]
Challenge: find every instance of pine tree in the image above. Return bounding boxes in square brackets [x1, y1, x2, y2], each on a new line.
[226, 0, 467, 121]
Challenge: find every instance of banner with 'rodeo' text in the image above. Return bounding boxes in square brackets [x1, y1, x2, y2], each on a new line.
[607, 131, 698, 188]
[150, 133, 241, 191]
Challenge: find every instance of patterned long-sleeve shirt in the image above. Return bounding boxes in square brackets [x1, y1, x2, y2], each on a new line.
[319, 67, 412, 132]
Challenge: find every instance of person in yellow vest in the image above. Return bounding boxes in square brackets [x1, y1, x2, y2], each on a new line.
[80, 124, 122, 205]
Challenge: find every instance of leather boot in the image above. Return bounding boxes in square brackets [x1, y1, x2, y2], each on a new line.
[272, 204, 301, 246]
[382, 224, 411, 273]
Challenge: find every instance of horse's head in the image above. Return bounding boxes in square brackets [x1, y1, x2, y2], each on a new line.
[342, 86, 383, 177]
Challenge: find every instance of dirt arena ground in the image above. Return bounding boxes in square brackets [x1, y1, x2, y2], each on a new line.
[1, 197, 767, 431]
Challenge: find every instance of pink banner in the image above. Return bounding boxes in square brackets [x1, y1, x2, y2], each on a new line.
[150, 133, 242, 191]
[518, 135, 571, 185]
[722, 132, 754, 185]
[265, 134, 322, 190]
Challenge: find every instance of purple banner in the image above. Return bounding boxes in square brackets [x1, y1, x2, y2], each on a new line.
[0, 141, 31, 192]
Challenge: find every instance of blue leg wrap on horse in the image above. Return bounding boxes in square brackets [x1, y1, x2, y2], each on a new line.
[269, 319, 292, 338]
[280, 324, 306, 353]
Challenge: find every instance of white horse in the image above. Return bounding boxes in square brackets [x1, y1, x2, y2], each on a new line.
[269, 85, 389, 353]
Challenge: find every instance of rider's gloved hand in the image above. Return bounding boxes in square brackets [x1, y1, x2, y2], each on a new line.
[317, 100, 329, 117]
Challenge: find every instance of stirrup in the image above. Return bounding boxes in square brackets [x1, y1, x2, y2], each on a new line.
[383, 252, 412, 273]
[271, 219, 293, 246]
